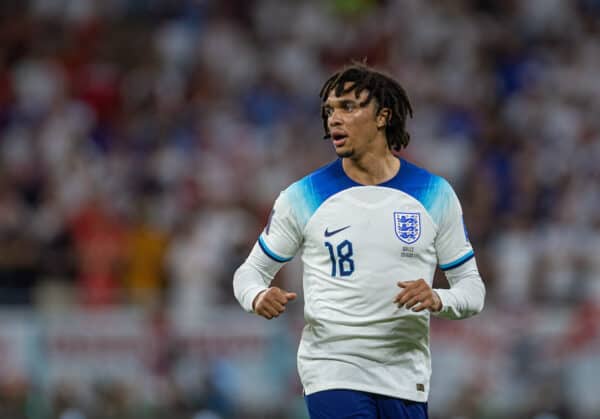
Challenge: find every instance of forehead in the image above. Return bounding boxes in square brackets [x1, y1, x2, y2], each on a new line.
[325, 83, 370, 104]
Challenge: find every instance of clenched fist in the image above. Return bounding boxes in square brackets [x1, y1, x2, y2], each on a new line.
[253, 287, 297, 319]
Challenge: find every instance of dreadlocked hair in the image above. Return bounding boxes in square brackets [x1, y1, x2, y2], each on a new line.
[319, 63, 414, 151]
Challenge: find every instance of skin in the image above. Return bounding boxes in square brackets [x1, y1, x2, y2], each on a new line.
[325, 87, 398, 185]
[253, 83, 441, 318]
[253, 287, 297, 320]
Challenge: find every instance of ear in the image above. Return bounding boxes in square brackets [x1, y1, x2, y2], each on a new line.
[377, 108, 390, 129]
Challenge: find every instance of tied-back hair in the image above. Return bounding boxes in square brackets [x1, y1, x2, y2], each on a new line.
[319, 62, 414, 151]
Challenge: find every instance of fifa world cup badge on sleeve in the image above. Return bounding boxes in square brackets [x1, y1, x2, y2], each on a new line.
[394, 212, 421, 244]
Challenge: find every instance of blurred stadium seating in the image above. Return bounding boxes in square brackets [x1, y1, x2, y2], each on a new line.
[0, 0, 599, 418]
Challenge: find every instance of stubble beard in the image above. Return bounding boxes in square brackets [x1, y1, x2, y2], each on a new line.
[335, 147, 353, 158]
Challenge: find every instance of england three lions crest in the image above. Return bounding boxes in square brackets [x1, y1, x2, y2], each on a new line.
[394, 212, 421, 244]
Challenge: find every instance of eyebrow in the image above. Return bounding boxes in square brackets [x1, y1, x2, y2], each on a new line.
[324, 98, 358, 107]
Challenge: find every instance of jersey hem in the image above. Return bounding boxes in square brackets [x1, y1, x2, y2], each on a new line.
[302, 381, 428, 403]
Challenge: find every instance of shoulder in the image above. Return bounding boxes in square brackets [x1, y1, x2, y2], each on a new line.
[387, 159, 457, 224]
[285, 159, 354, 201]
[281, 159, 355, 227]
[387, 158, 454, 194]
[288, 159, 348, 190]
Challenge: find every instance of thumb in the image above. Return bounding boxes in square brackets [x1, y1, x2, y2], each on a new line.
[285, 292, 298, 301]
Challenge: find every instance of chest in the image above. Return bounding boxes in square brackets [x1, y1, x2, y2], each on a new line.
[302, 188, 437, 274]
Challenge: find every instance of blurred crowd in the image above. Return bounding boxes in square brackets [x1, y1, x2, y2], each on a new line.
[1, 0, 600, 418]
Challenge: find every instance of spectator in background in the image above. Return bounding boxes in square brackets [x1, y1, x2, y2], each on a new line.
[69, 195, 126, 305]
[0, 0, 599, 417]
[122, 199, 169, 307]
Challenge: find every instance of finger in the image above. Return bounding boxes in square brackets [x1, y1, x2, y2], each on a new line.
[259, 301, 281, 318]
[273, 298, 290, 314]
[394, 289, 411, 304]
[412, 292, 438, 311]
[411, 300, 432, 312]
[399, 288, 429, 307]
[399, 279, 428, 289]
[272, 290, 290, 304]
[396, 281, 422, 295]
[404, 294, 424, 309]
[267, 306, 285, 318]
[405, 295, 431, 308]
[395, 280, 428, 303]
[267, 301, 284, 316]
[285, 292, 297, 301]
[396, 288, 418, 306]
[269, 299, 286, 313]
[395, 291, 410, 306]
[261, 308, 278, 319]
[271, 298, 294, 314]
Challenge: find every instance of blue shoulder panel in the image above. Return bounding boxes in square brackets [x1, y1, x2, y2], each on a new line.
[381, 159, 452, 226]
[286, 158, 452, 228]
[286, 159, 355, 228]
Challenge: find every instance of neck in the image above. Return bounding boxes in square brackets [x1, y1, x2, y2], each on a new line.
[342, 150, 400, 185]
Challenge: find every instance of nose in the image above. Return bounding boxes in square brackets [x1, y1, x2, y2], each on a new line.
[328, 109, 342, 128]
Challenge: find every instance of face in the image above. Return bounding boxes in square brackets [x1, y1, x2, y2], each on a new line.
[323, 85, 386, 159]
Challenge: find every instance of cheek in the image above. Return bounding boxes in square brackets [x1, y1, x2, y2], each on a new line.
[347, 114, 367, 131]
[355, 116, 377, 136]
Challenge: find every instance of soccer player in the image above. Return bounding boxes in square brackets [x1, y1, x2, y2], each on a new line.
[233, 63, 485, 419]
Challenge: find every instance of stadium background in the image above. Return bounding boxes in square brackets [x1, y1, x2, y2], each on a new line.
[1, 0, 599, 418]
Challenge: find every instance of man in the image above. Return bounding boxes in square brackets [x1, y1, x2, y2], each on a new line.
[233, 63, 485, 419]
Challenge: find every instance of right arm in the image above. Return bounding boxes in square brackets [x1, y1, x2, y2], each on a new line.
[233, 190, 302, 319]
[233, 243, 297, 318]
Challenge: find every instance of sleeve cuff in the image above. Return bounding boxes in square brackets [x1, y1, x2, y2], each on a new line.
[431, 289, 459, 319]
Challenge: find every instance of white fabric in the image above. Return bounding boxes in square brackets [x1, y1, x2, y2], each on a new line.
[233, 159, 485, 402]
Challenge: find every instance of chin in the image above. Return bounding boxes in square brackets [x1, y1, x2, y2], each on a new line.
[335, 148, 354, 158]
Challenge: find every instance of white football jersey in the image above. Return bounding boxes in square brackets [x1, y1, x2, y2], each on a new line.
[234, 158, 484, 402]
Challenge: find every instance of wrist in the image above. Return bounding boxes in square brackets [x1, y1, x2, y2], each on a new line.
[431, 291, 443, 312]
[252, 289, 267, 311]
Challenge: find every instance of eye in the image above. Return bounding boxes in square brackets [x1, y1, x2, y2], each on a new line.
[342, 101, 356, 112]
[323, 105, 333, 117]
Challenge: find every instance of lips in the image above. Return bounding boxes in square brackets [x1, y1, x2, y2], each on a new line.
[331, 131, 348, 147]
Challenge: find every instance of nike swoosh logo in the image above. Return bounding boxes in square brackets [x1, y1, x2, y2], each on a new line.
[324, 225, 351, 237]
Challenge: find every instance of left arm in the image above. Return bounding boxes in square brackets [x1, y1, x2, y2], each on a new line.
[395, 177, 486, 317]
[393, 258, 485, 318]
[433, 257, 485, 319]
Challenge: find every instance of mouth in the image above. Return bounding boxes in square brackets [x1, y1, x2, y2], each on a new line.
[331, 132, 348, 147]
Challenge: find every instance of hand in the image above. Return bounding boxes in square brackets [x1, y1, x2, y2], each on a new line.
[394, 279, 442, 312]
[253, 287, 297, 320]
